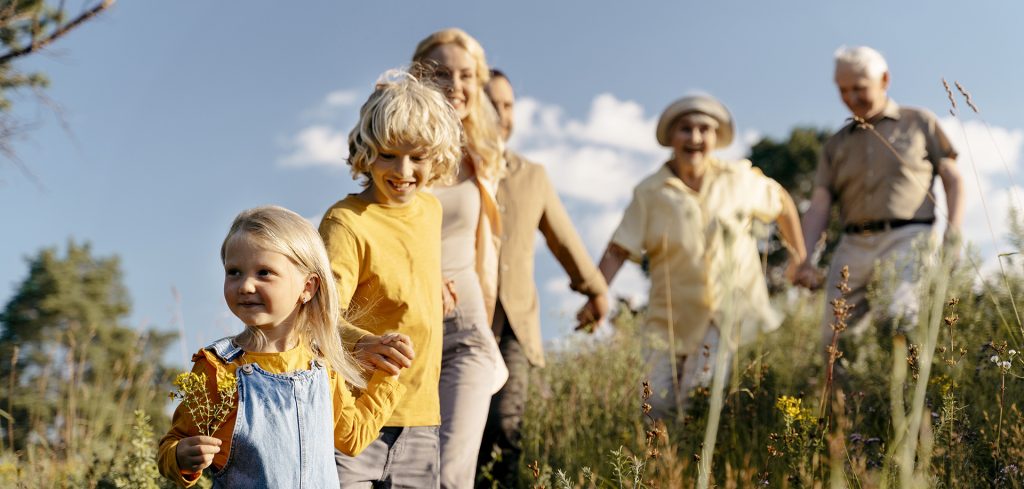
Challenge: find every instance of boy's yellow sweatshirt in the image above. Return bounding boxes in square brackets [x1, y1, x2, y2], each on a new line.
[319, 192, 443, 427]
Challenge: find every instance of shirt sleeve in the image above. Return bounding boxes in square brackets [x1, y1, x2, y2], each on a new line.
[923, 110, 958, 166]
[319, 216, 373, 343]
[813, 141, 836, 196]
[332, 370, 407, 456]
[610, 187, 648, 263]
[157, 356, 225, 488]
[536, 166, 608, 297]
[745, 167, 786, 223]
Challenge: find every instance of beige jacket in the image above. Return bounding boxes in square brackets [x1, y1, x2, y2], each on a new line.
[495, 152, 608, 367]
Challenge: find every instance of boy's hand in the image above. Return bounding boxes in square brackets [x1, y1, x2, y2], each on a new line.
[379, 333, 414, 378]
[356, 333, 415, 376]
[175, 436, 221, 475]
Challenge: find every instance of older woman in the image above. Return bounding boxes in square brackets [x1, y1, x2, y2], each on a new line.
[412, 28, 508, 489]
[587, 95, 807, 419]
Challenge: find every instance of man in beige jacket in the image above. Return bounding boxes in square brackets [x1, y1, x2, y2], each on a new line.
[476, 70, 609, 488]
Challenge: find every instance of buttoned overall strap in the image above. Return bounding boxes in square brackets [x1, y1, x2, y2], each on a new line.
[205, 336, 244, 363]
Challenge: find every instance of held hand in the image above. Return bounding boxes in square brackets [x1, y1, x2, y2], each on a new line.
[784, 259, 801, 283]
[175, 435, 221, 475]
[378, 333, 414, 378]
[355, 333, 415, 376]
[793, 262, 823, 290]
[441, 279, 458, 317]
[575, 294, 609, 333]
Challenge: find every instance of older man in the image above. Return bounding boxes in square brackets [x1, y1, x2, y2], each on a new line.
[476, 70, 609, 488]
[795, 46, 964, 347]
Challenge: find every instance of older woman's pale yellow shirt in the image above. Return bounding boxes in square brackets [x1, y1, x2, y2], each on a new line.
[611, 159, 785, 355]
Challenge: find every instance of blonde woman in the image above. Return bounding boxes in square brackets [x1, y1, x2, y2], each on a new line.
[412, 28, 508, 489]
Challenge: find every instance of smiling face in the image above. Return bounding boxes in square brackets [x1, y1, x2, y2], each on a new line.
[834, 62, 890, 120]
[421, 43, 478, 121]
[223, 233, 315, 332]
[669, 112, 719, 169]
[362, 143, 433, 206]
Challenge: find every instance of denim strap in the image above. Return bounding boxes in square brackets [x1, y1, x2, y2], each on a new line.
[206, 336, 244, 363]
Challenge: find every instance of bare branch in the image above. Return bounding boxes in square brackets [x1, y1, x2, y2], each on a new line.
[0, 0, 116, 65]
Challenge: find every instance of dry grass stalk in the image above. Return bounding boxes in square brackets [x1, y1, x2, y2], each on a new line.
[942, 80, 1024, 335]
[661, 233, 683, 416]
[819, 266, 851, 423]
[4, 345, 17, 451]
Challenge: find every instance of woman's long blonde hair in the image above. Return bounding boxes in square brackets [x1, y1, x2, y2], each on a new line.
[412, 28, 505, 182]
[221, 205, 366, 389]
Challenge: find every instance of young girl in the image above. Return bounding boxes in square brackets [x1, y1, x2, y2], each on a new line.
[158, 205, 408, 488]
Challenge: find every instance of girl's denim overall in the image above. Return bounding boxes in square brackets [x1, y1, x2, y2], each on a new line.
[206, 338, 339, 489]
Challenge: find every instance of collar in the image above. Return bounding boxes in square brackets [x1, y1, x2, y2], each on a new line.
[877, 98, 901, 121]
[847, 98, 901, 132]
[503, 150, 524, 174]
[659, 158, 723, 192]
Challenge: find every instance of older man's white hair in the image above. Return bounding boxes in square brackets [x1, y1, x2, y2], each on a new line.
[834, 46, 888, 80]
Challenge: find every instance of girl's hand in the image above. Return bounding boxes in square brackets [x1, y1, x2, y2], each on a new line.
[175, 435, 221, 474]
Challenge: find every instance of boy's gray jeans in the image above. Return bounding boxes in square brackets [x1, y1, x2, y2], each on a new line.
[335, 426, 440, 488]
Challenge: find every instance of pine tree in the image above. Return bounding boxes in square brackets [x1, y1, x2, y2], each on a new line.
[0, 240, 175, 476]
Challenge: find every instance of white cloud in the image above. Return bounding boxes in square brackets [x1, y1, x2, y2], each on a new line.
[279, 125, 348, 167]
[938, 117, 1024, 265]
[281, 87, 364, 167]
[563, 93, 661, 154]
[325, 89, 360, 107]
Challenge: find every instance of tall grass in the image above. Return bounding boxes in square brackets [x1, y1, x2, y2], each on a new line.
[519, 247, 1023, 488]
[0, 328, 177, 488]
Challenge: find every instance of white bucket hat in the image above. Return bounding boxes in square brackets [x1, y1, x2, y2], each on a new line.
[655, 95, 734, 148]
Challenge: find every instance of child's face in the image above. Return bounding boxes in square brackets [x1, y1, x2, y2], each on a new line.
[422, 43, 477, 121]
[364, 143, 433, 206]
[223, 233, 314, 332]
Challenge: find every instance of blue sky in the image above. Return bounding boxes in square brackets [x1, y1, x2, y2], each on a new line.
[2, 1, 1023, 366]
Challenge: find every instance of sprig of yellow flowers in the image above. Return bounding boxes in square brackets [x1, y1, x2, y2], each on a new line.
[169, 371, 237, 437]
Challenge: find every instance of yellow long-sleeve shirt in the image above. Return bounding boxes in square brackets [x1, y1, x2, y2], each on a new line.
[319, 192, 443, 427]
[157, 343, 404, 488]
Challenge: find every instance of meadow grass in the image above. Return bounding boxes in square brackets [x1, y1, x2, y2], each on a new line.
[517, 253, 1024, 488]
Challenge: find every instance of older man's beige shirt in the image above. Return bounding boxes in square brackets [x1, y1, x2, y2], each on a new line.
[495, 152, 607, 367]
[611, 159, 785, 355]
[814, 99, 957, 226]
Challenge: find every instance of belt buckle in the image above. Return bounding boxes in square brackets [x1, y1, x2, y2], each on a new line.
[858, 221, 885, 236]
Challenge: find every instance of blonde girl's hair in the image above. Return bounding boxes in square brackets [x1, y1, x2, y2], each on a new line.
[412, 28, 506, 182]
[347, 70, 464, 187]
[221, 205, 366, 389]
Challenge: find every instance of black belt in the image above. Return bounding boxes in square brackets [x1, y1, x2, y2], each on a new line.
[843, 218, 934, 234]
